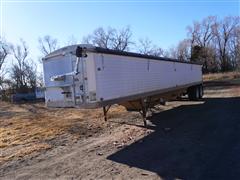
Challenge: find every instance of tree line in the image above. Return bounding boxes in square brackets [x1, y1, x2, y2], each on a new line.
[0, 15, 239, 94]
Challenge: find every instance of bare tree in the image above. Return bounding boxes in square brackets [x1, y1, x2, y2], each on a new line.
[0, 39, 9, 89]
[82, 26, 133, 51]
[82, 27, 114, 48]
[176, 39, 191, 61]
[36, 71, 44, 87]
[24, 60, 37, 89]
[187, 16, 216, 48]
[113, 27, 132, 51]
[212, 16, 240, 71]
[187, 16, 218, 72]
[38, 35, 58, 87]
[38, 35, 58, 56]
[10, 39, 37, 92]
[164, 40, 191, 61]
[137, 38, 164, 56]
[138, 38, 153, 55]
[165, 46, 178, 59]
[66, 35, 78, 46]
[229, 24, 240, 69]
[0, 40, 8, 71]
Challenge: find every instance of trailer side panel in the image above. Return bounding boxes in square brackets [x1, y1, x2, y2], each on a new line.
[94, 53, 202, 102]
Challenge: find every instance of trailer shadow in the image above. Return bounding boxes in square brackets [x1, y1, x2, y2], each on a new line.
[107, 97, 240, 180]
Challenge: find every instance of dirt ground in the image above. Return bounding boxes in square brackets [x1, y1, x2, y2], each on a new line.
[1, 73, 240, 180]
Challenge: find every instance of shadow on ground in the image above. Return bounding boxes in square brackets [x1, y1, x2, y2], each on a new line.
[108, 97, 240, 180]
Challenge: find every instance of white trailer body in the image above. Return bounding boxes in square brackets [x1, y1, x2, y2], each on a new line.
[43, 44, 202, 109]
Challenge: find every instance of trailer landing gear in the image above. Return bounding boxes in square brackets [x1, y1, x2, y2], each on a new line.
[103, 105, 111, 121]
[139, 98, 151, 127]
[103, 99, 150, 127]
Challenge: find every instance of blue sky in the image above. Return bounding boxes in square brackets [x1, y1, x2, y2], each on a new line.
[1, 0, 240, 65]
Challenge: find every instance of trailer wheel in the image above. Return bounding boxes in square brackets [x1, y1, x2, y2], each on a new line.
[195, 87, 200, 99]
[188, 86, 200, 101]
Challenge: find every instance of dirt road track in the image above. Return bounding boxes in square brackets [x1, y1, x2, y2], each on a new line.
[109, 97, 240, 179]
[1, 79, 240, 179]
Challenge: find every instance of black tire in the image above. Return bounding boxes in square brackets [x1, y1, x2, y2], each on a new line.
[188, 85, 200, 101]
[195, 87, 200, 99]
[199, 85, 204, 99]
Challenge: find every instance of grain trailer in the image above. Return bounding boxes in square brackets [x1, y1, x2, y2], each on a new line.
[43, 44, 203, 126]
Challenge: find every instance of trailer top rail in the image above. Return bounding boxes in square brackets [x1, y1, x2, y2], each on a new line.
[43, 44, 201, 65]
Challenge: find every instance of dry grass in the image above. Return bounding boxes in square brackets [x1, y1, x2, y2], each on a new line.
[0, 143, 51, 163]
[0, 102, 127, 164]
[1, 71, 240, 165]
[203, 71, 240, 82]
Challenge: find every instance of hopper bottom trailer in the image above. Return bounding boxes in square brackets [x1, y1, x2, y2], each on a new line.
[43, 44, 203, 126]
